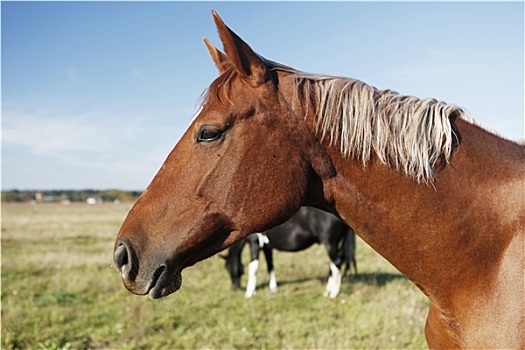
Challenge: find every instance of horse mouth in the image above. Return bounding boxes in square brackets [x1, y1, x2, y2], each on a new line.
[138, 227, 235, 300]
[147, 265, 182, 299]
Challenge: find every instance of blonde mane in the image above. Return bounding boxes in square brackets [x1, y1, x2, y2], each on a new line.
[203, 62, 466, 183]
[289, 72, 465, 183]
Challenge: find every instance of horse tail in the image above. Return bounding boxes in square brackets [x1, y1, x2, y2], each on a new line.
[341, 225, 357, 276]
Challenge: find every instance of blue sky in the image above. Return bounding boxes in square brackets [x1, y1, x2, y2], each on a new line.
[2, 1, 523, 190]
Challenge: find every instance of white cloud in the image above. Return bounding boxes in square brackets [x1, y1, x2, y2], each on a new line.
[4, 110, 117, 157]
[2, 106, 191, 189]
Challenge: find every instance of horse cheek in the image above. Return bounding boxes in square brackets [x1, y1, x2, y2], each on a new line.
[227, 146, 304, 233]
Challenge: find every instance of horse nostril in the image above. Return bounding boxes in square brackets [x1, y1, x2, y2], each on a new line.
[114, 244, 128, 272]
[114, 240, 136, 279]
[114, 239, 148, 294]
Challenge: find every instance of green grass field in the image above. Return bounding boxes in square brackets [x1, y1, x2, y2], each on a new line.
[2, 203, 429, 349]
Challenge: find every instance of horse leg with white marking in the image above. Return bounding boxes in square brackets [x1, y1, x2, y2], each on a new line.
[324, 262, 342, 299]
[245, 259, 259, 298]
[323, 241, 344, 298]
[245, 235, 261, 298]
[262, 242, 277, 294]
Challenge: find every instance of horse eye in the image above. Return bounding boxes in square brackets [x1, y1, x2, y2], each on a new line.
[196, 126, 223, 143]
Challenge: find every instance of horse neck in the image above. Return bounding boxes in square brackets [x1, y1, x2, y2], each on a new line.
[316, 117, 523, 305]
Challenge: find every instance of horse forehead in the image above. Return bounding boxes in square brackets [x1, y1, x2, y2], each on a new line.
[205, 74, 268, 112]
[188, 105, 204, 126]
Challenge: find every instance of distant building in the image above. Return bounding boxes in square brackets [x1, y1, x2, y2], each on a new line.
[86, 197, 103, 205]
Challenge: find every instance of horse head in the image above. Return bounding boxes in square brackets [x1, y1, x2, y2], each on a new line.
[113, 11, 332, 299]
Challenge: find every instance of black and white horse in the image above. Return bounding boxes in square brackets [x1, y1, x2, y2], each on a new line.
[223, 207, 357, 298]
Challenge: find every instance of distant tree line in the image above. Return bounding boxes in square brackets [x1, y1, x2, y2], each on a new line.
[1, 189, 142, 203]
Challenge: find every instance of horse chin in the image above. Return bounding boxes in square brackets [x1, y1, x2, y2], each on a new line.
[147, 266, 182, 300]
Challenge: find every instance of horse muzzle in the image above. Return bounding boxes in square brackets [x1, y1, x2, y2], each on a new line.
[113, 238, 182, 299]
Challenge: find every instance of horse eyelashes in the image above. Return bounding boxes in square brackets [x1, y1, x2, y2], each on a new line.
[197, 126, 223, 143]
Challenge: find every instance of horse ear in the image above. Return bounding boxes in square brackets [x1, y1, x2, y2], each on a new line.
[203, 37, 231, 74]
[211, 10, 269, 87]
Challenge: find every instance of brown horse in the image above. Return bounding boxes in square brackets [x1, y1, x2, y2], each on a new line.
[114, 11, 524, 349]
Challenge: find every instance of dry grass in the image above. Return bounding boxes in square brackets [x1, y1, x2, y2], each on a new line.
[1, 203, 429, 349]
